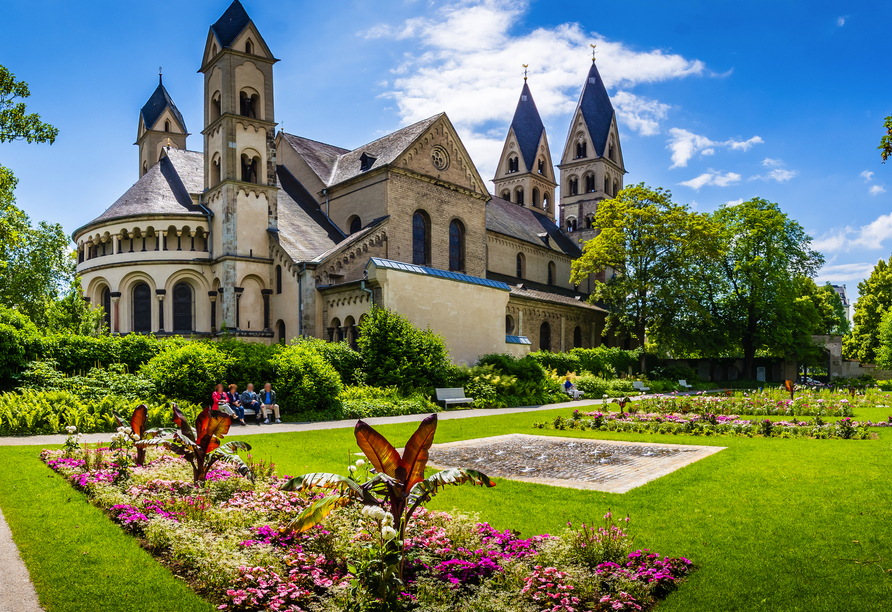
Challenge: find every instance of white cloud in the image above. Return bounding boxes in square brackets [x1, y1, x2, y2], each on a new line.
[749, 168, 798, 182]
[813, 212, 892, 253]
[679, 170, 741, 190]
[870, 184, 886, 195]
[837, 16, 847, 27]
[861, 170, 874, 181]
[762, 158, 783, 167]
[725, 198, 744, 206]
[816, 262, 875, 284]
[365, 0, 707, 183]
[666, 128, 763, 168]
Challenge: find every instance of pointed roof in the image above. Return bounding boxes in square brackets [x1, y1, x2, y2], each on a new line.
[486, 196, 581, 258]
[140, 77, 187, 132]
[211, 0, 251, 48]
[575, 61, 615, 158]
[510, 81, 545, 171]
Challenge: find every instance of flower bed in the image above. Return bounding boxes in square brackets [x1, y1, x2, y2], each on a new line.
[41, 443, 694, 611]
[534, 411, 879, 439]
[635, 389, 862, 417]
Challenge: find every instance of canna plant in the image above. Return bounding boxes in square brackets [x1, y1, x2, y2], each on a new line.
[137, 404, 251, 483]
[113, 404, 166, 466]
[785, 380, 795, 400]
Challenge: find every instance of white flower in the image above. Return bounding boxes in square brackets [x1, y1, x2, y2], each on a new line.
[361, 505, 372, 517]
[381, 526, 398, 541]
[65, 426, 77, 434]
[381, 513, 394, 527]
[117, 426, 127, 434]
[355, 459, 365, 467]
[368, 506, 387, 522]
[348, 465, 357, 474]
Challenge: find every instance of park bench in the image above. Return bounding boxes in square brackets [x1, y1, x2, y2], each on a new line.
[678, 379, 693, 390]
[435, 387, 475, 408]
[632, 381, 650, 393]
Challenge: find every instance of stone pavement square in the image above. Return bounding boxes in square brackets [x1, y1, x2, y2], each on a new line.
[426, 434, 725, 493]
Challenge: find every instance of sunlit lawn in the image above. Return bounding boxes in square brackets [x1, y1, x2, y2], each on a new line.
[2, 402, 891, 611]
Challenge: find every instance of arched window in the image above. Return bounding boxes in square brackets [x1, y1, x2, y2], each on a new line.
[211, 155, 221, 185]
[613, 181, 619, 197]
[412, 211, 430, 266]
[164, 120, 170, 132]
[349, 216, 362, 235]
[538, 159, 545, 175]
[101, 288, 111, 330]
[345, 316, 358, 351]
[211, 92, 222, 122]
[241, 154, 259, 183]
[609, 143, 615, 161]
[566, 217, 578, 232]
[277, 320, 286, 345]
[569, 178, 578, 196]
[239, 91, 259, 118]
[515, 188, 524, 206]
[585, 215, 594, 229]
[573, 326, 582, 348]
[329, 317, 342, 342]
[275, 265, 282, 294]
[539, 321, 551, 352]
[132, 283, 152, 333]
[508, 157, 519, 173]
[506, 315, 515, 335]
[532, 187, 540, 208]
[585, 175, 595, 193]
[245, 39, 254, 54]
[575, 141, 587, 159]
[449, 220, 464, 272]
[516, 252, 525, 279]
[543, 193, 550, 213]
[501, 190, 511, 202]
[172, 282, 193, 333]
[142, 161, 148, 176]
[604, 176, 610, 194]
[547, 261, 556, 286]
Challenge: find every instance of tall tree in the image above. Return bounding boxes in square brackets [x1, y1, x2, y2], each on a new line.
[843, 257, 892, 363]
[703, 199, 824, 379]
[570, 183, 716, 370]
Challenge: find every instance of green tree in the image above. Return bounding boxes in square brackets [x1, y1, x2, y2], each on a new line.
[570, 183, 716, 369]
[880, 115, 892, 163]
[44, 278, 106, 336]
[818, 283, 850, 335]
[874, 310, 892, 369]
[844, 257, 892, 363]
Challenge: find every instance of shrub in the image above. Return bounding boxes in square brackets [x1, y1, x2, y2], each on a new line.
[295, 337, 363, 385]
[0, 305, 41, 389]
[462, 355, 563, 408]
[140, 342, 233, 406]
[358, 307, 453, 390]
[337, 385, 439, 419]
[649, 364, 699, 383]
[217, 339, 279, 389]
[38, 333, 174, 374]
[272, 343, 342, 414]
[18, 360, 156, 401]
[528, 347, 641, 379]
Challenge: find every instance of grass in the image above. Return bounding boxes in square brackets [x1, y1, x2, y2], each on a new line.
[2, 403, 892, 611]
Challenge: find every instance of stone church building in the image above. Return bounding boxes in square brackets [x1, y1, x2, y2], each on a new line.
[72, 1, 629, 365]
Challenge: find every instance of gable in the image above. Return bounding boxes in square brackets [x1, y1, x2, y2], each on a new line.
[560, 108, 595, 165]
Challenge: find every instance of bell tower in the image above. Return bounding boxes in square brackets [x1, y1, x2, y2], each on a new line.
[557, 55, 626, 242]
[493, 75, 557, 219]
[136, 73, 188, 177]
[200, 0, 279, 334]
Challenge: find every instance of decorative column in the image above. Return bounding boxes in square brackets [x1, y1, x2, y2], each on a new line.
[560, 315, 566, 352]
[176, 230, 183, 251]
[110, 292, 121, 335]
[85, 241, 93, 261]
[154, 231, 160, 251]
[156, 289, 166, 333]
[190, 231, 196, 252]
[234, 287, 244, 329]
[113, 234, 121, 255]
[163, 230, 168, 251]
[327, 327, 335, 342]
[261, 289, 273, 331]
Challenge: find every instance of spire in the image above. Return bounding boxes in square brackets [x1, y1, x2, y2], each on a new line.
[211, 0, 252, 48]
[140, 78, 187, 133]
[576, 61, 615, 158]
[510, 80, 545, 172]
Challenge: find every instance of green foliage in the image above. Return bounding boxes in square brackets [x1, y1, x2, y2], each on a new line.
[216, 339, 279, 389]
[272, 343, 342, 414]
[44, 279, 107, 336]
[460, 354, 562, 408]
[337, 385, 439, 420]
[874, 310, 892, 369]
[880, 114, 892, 163]
[357, 307, 454, 390]
[845, 256, 892, 363]
[18, 359, 156, 401]
[0, 65, 58, 145]
[527, 347, 641, 378]
[0, 304, 40, 388]
[648, 363, 699, 383]
[140, 342, 233, 406]
[38, 332, 173, 375]
[296, 337, 363, 385]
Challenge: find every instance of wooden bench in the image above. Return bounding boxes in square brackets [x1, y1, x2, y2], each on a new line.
[678, 379, 693, 390]
[632, 381, 650, 393]
[435, 388, 475, 408]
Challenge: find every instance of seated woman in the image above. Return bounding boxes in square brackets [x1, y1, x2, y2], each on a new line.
[212, 383, 228, 411]
[564, 375, 584, 400]
[226, 383, 247, 426]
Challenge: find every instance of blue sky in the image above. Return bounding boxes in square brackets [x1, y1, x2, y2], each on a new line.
[2, 0, 890, 303]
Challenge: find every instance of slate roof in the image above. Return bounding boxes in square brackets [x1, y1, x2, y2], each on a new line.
[509, 82, 545, 172]
[508, 285, 606, 312]
[311, 216, 388, 264]
[75, 149, 205, 234]
[140, 78, 187, 132]
[368, 258, 512, 291]
[575, 62, 615, 158]
[275, 165, 344, 262]
[280, 133, 350, 185]
[211, 0, 251, 48]
[486, 196, 581, 258]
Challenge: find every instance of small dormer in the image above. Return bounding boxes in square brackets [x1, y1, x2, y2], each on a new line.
[360, 152, 377, 172]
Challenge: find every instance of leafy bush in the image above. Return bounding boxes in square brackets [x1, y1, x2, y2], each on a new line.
[18, 360, 156, 401]
[648, 364, 699, 383]
[272, 343, 342, 414]
[295, 337, 363, 385]
[38, 333, 175, 375]
[140, 342, 233, 406]
[337, 385, 439, 419]
[358, 307, 454, 390]
[528, 347, 641, 379]
[461, 355, 563, 408]
[0, 305, 41, 389]
[217, 339, 279, 389]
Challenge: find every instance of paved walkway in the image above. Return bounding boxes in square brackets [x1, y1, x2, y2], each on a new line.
[0, 507, 43, 612]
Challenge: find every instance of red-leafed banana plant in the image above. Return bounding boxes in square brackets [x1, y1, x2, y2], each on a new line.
[137, 404, 252, 483]
[113, 404, 166, 466]
[785, 380, 795, 400]
[281, 413, 495, 540]
[611, 396, 632, 414]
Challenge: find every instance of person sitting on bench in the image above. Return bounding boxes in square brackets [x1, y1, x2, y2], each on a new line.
[241, 383, 262, 424]
[260, 382, 280, 424]
[227, 383, 247, 426]
[564, 375, 583, 400]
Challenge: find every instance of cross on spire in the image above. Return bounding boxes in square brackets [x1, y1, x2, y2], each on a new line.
[522, 64, 529, 81]
[591, 44, 597, 62]
[159, 66, 163, 84]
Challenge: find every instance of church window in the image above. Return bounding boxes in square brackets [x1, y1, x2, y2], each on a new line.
[515, 188, 524, 206]
[585, 215, 594, 229]
[585, 175, 595, 193]
[245, 39, 254, 55]
[275, 265, 282, 294]
[547, 261, 556, 286]
[539, 321, 551, 352]
[567, 217, 577, 232]
[277, 320, 286, 345]
[412, 211, 430, 266]
[609, 143, 615, 161]
[501, 190, 511, 202]
[211, 92, 222, 122]
[212, 156, 221, 185]
[142, 161, 148, 176]
[569, 178, 578, 196]
[508, 157, 519, 173]
[164, 120, 170, 132]
[449, 220, 464, 272]
[543, 193, 550, 212]
[532, 187, 540, 208]
[516, 252, 525, 279]
[241, 154, 260, 183]
[132, 283, 152, 333]
[506, 315, 515, 335]
[538, 159, 545, 174]
[101, 288, 111, 330]
[239, 91, 259, 119]
[172, 282, 193, 333]
[604, 176, 610, 194]
[613, 181, 619, 197]
[349, 216, 362, 235]
[573, 325, 582, 348]
[575, 141, 587, 159]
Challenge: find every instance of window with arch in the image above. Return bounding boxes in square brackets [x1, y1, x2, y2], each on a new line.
[164, 120, 170, 132]
[506, 315, 515, 335]
[539, 321, 551, 352]
[101, 288, 111, 330]
[515, 188, 524, 206]
[277, 320, 286, 345]
[613, 181, 619, 197]
[211, 92, 222, 122]
[569, 178, 578, 196]
[532, 187, 540, 208]
[239, 91, 259, 118]
[172, 282, 193, 333]
[516, 252, 525, 279]
[585, 174, 595, 193]
[212, 44, 218, 56]
[349, 216, 362, 235]
[275, 265, 282, 294]
[412, 211, 430, 266]
[538, 159, 545, 175]
[609, 142, 615, 161]
[449, 220, 464, 272]
[508, 157, 519, 173]
[142, 161, 148, 176]
[567, 217, 578, 232]
[573, 325, 582, 348]
[604, 176, 610, 194]
[543, 193, 550, 212]
[575, 141, 587, 159]
[547, 261, 556, 286]
[241, 153, 260, 183]
[501, 190, 511, 202]
[245, 39, 254, 54]
[132, 283, 152, 333]
[211, 155, 221, 185]
[585, 214, 594, 229]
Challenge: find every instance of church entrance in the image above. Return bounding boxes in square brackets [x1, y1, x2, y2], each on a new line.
[539, 321, 551, 352]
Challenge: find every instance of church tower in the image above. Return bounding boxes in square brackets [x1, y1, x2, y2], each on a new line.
[557, 58, 626, 242]
[136, 75, 188, 177]
[200, 0, 279, 334]
[493, 78, 557, 220]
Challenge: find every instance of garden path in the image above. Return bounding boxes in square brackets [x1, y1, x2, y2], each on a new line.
[0, 507, 44, 612]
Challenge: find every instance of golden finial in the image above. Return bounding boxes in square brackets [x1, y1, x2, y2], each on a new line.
[591, 44, 597, 62]
[522, 64, 529, 81]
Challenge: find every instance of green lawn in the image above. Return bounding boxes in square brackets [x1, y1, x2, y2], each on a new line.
[2, 405, 892, 611]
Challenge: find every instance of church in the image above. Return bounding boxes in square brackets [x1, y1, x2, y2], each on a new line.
[71, 0, 629, 365]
